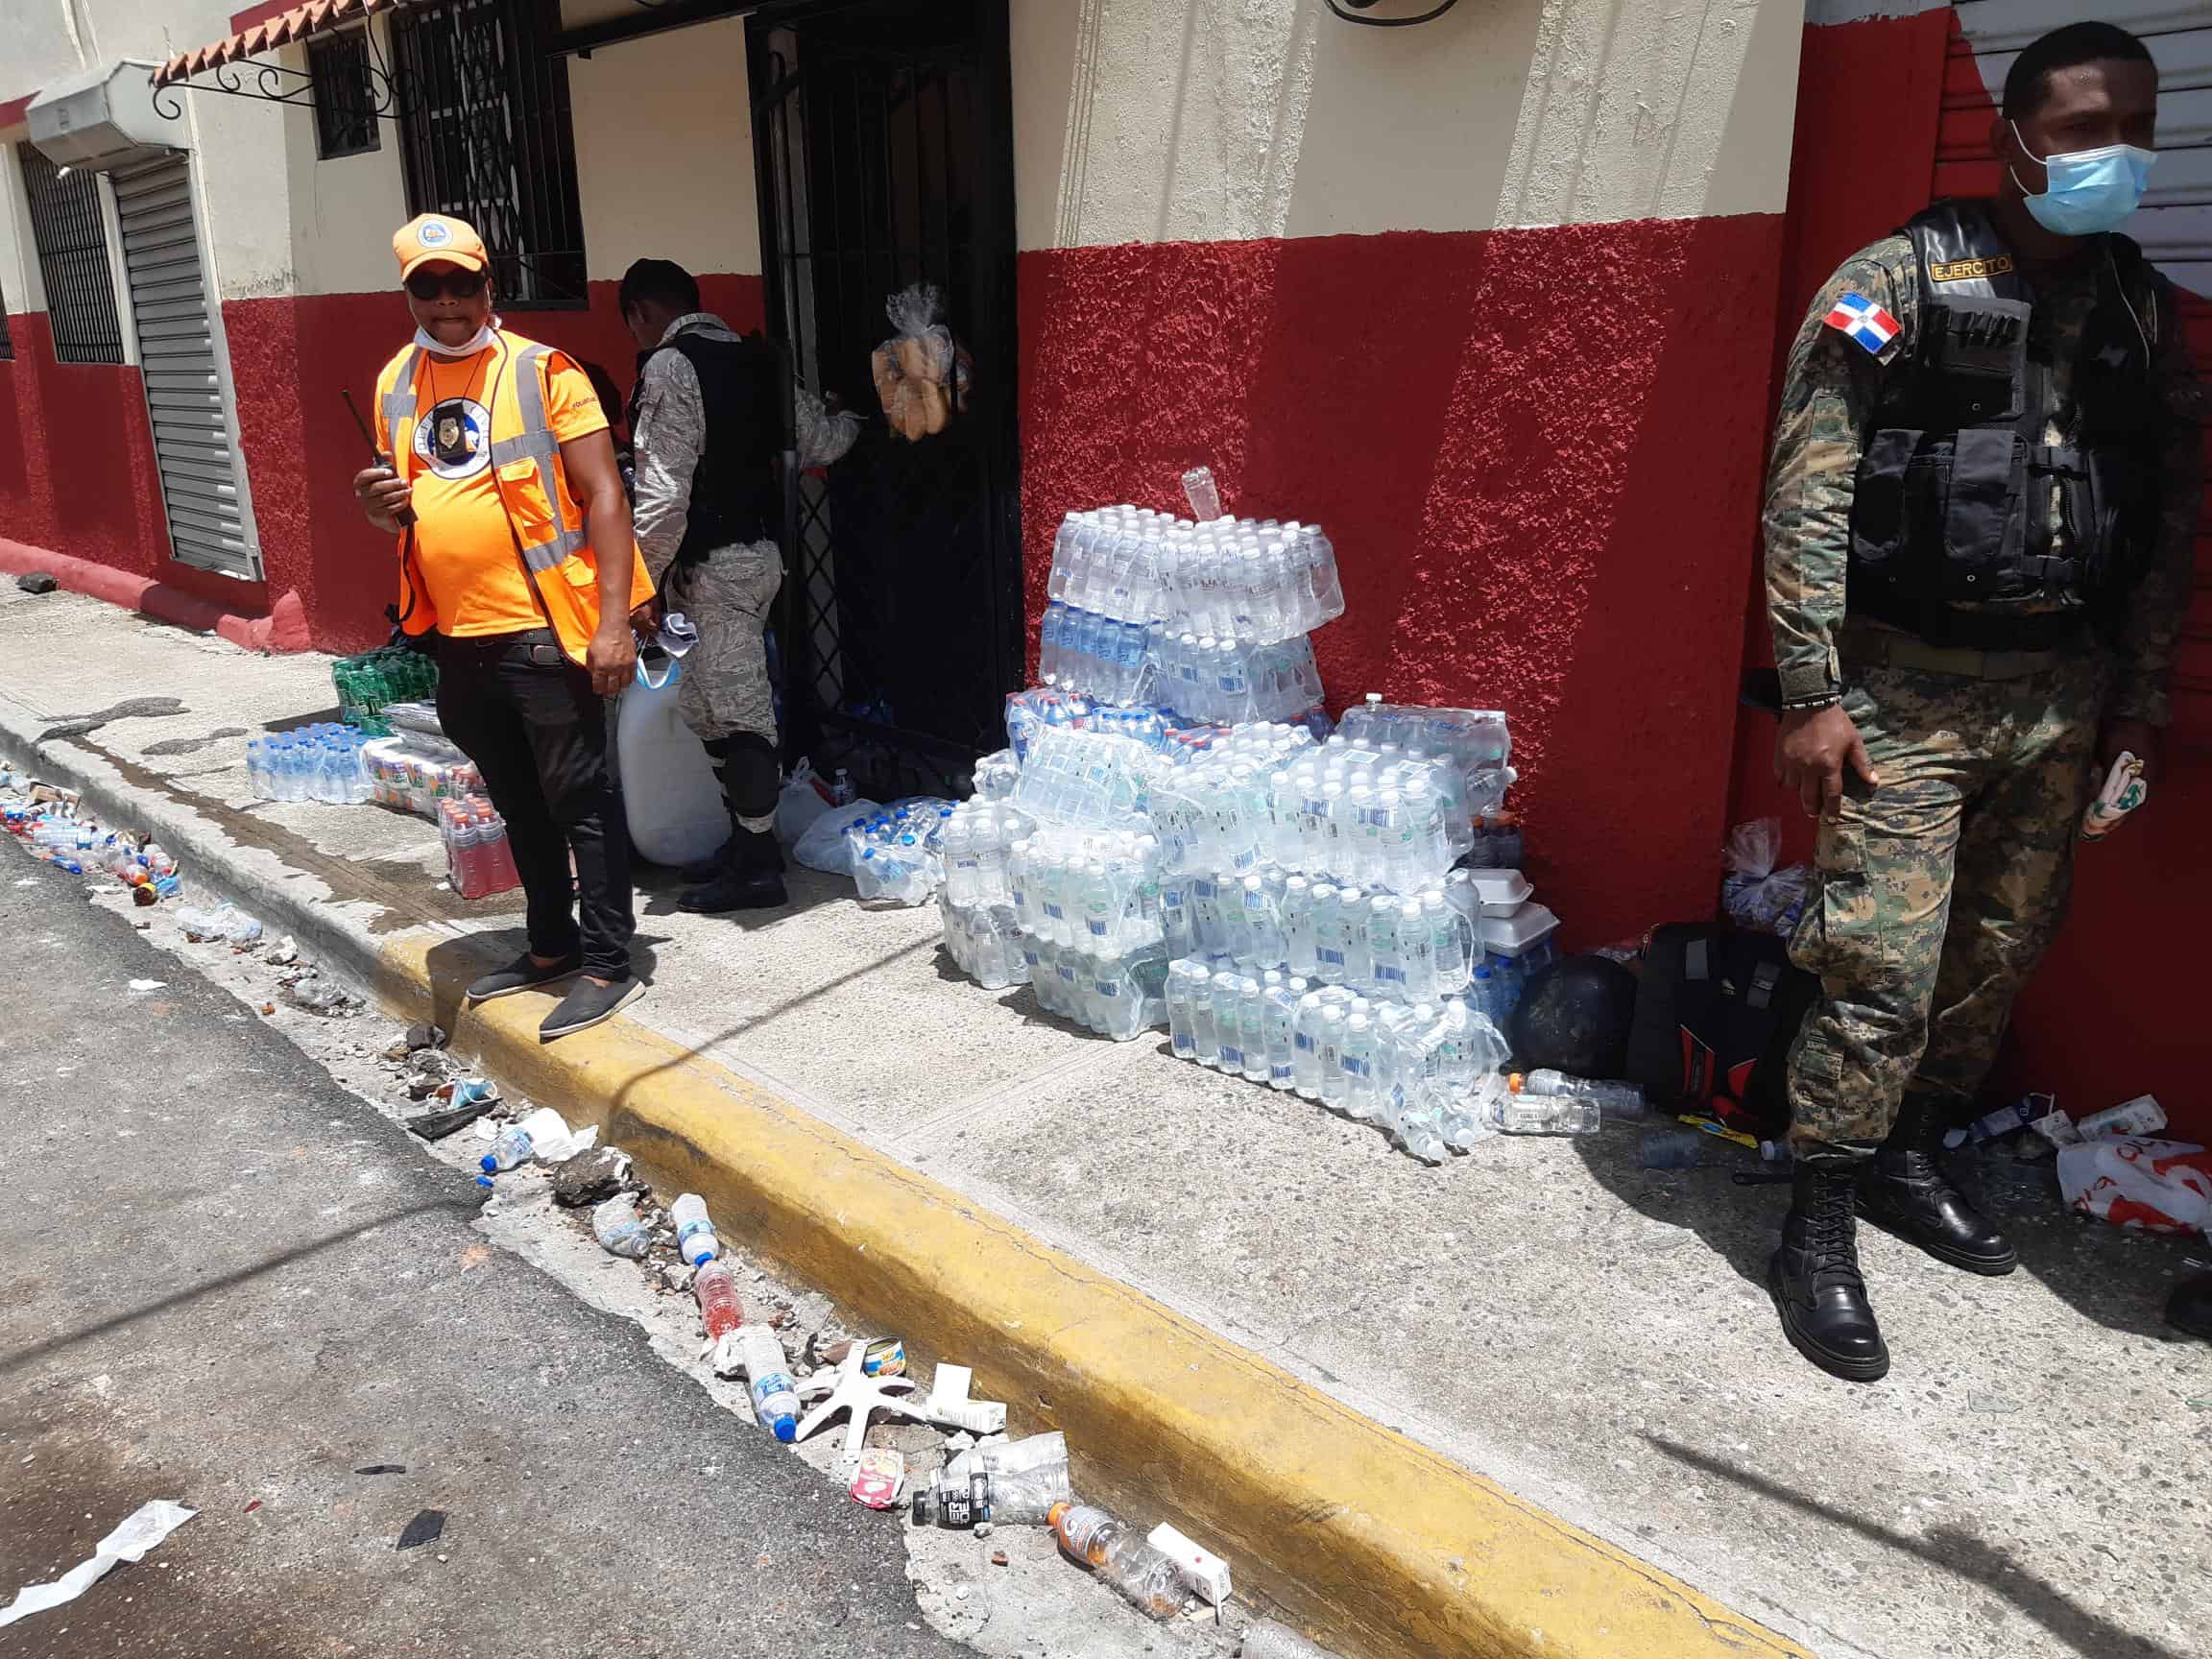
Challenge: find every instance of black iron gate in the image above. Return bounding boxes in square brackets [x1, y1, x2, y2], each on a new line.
[748, 0, 1022, 799]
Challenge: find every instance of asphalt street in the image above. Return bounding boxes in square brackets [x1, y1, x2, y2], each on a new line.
[0, 858, 968, 1658]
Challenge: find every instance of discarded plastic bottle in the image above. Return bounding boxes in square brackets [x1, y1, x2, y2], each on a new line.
[1048, 1503, 1187, 1621]
[590, 1194, 653, 1259]
[1510, 1070, 1646, 1118]
[733, 1326, 800, 1441]
[1240, 1619, 1342, 1659]
[670, 1192, 722, 1265]
[1641, 1128, 1705, 1169]
[693, 1258, 742, 1344]
[479, 1125, 535, 1173]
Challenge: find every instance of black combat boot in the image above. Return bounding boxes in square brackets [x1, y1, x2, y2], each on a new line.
[1855, 1093, 2017, 1275]
[2167, 1273, 2212, 1342]
[679, 825, 787, 913]
[1769, 1158, 1890, 1382]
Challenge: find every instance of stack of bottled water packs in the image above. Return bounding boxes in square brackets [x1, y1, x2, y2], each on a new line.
[925, 480, 1567, 1160]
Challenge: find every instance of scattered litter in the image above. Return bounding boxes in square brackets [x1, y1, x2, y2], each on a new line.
[945, 1431, 1069, 1525]
[403, 1051, 468, 1098]
[862, 1335, 907, 1378]
[911, 1466, 994, 1529]
[14, 572, 58, 595]
[1146, 1521, 1232, 1606]
[1049, 1503, 1187, 1620]
[478, 1107, 595, 1180]
[669, 1193, 723, 1265]
[658, 1261, 696, 1295]
[244, 1500, 262, 1513]
[0, 1499, 197, 1628]
[177, 902, 262, 947]
[407, 1092, 494, 1141]
[2078, 1094, 2168, 1142]
[1240, 1619, 1344, 1658]
[266, 936, 298, 966]
[355, 1464, 406, 1476]
[405, 1020, 446, 1051]
[991, 1550, 1009, 1567]
[2058, 1138, 2210, 1235]
[128, 978, 166, 993]
[396, 1510, 445, 1551]
[590, 1194, 655, 1260]
[850, 1447, 906, 1509]
[260, 1002, 276, 1016]
[793, 1341, 926, 1455]
[1945, 1092, 2050, 1150]
[281, 971, 358, 1017]
[550, 1145, 633, 1209]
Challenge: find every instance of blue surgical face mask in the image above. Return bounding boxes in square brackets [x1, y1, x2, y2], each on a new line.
[2011, 123, 2155, 236]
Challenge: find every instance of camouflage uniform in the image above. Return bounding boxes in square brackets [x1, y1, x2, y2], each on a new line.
[1766, 228, 2203, 1153]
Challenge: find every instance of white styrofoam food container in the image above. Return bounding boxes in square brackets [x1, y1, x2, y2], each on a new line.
[1479, 902, 1559, 956]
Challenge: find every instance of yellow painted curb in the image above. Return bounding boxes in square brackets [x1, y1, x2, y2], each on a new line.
[375, 934, 1813, 1659]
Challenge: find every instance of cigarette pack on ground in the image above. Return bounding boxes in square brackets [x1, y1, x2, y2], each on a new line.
[1146, 1521, 1232, 1605]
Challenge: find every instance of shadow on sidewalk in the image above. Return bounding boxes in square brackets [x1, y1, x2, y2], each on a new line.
[1646, 1436, 2191, 1659]
[1573, 1132, 2194, 1343]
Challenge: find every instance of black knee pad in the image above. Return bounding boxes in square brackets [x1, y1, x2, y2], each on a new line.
[702, 733, 780, 818]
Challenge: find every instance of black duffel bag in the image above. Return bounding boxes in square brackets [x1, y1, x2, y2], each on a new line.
[1625, 923, 1819, 1140]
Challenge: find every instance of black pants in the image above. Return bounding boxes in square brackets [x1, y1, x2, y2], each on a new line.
[435, 634, 634, 979]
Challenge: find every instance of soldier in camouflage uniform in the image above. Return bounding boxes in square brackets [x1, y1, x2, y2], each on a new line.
[622, 259, 854, 913]
[1762, 22, 2203, 1381]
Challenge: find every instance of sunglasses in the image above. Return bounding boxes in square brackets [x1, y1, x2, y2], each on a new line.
[406, 266, 488, 301]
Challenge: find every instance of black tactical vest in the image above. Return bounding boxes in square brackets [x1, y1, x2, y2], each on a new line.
[629, 328, 785, 568]
[1846, 200, 2165, 646]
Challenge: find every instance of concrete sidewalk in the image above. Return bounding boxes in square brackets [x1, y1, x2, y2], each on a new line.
[2, 587, 2206, 1659]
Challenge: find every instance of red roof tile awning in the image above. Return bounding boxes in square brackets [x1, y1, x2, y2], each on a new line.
[153, 0, 424, 88]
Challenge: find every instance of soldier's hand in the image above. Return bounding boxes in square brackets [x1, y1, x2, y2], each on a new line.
[2098, 718, 2159, 794]
[1776, 705, 1881, 822]
[354, 465, 413, 534]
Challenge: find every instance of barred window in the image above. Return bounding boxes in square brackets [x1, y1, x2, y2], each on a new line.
[18, 145, 124, 365]
[309, 29, 381, 159]
[392, 0, 587, 309]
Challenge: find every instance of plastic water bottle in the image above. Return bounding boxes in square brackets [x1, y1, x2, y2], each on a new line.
[1211, 971, 1245, 1073]
[693, 1257, 743, 1344]
[591, 1194, 653, 1258]
[479, 1125, 535, 1173]
[1236, 976, 1268, 1084]
[1512, 1070, 1646, 1118]
[1048, 1503, 1187, 1621]
[1262, 974, 1299, 1090]
[1642, 1129, 1705, 1169]
[670, 1193, 722, 1265]
[733, 1326, 800, 1441]
[1366, 895, 1404, 997]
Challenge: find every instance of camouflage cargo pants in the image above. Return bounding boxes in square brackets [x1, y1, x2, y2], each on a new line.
[662, 539, 783, 746]
[1786, 647, 2107, 1153]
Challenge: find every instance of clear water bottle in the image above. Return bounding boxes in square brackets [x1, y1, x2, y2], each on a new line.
[1236, 976, 1268, 1084]
[1210, 971, 1245, 1074]
[694, 1257, 743, 1344]
[670, 1193, 722, 1265]
[1498, 1086, 1601, 1136]
[733, 1326, 800, 1441]
[1512, 1070, 1646, 1118]
[590, 1194, 653, 1258]
[479, 1125, 535, 1173]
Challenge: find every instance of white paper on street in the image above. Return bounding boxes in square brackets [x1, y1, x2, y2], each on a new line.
[0, 1499, 197, 1627]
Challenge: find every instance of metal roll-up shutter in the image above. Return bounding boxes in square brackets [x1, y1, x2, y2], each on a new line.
[112, 155, 262, 580]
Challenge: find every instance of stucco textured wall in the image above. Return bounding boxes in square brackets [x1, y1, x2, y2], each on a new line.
[1020, 212, 1786, 946]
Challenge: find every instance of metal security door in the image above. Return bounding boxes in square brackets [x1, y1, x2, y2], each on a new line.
[749, 0, 1022, 796]
[112, 155, 261, 579]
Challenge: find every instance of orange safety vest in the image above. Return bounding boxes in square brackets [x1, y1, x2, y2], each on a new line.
[376, 329, 652, 665]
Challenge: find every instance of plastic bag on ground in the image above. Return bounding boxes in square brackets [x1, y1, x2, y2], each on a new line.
[775, 757, 838, 847]
[2056, 1138, 2211, 1235]
[1721, 816, 1811, 937]
[794, 800, 885, 876]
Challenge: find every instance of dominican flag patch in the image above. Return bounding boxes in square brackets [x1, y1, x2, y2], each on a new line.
[1824, 292, 1902, 356]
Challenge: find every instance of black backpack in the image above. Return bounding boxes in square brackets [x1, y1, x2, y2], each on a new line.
[1625, 924, 1819, 1139]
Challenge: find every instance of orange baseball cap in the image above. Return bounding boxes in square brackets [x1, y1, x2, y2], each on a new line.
[393, 213, 489, 280]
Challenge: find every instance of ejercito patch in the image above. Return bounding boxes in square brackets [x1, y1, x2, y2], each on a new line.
[1928, 254, 2015, 283]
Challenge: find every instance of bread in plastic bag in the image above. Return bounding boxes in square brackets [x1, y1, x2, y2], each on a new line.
[871, 283, 971, 442]
[2056, 1137, 2212, 1235]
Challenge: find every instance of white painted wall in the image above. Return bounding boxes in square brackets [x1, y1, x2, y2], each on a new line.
[1010, 0, 1805, 250]
[568, 17, 760, 281]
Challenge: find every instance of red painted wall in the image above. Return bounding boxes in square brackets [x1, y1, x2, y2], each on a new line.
[0, 313, 174, 582]
[1020, 215, 1787, 950]
[2, 272, 760, 658]
[1751, 11, 2212, 1136]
